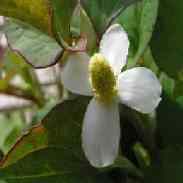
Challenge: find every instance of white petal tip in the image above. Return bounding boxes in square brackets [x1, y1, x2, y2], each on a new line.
[89, 158, 114, 168]
[134, 97, 162, 114]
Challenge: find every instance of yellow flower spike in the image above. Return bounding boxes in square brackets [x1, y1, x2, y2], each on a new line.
[89, 53, 117, 104]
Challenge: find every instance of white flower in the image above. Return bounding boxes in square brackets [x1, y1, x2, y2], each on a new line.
[61, 24, 162, 168]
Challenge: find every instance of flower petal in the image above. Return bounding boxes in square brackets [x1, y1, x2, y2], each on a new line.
[0, 34, 7, 60]
[0, 34, 7, 49]
[61, 52, 92, 96]
[100, 24, 129, 75]
[117, 67, 162, 113]
[0, 16, 4, 26]
[82, 98, 120, 167]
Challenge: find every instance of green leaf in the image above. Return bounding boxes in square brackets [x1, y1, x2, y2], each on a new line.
[118, 0, 159, 67]
[2, 18, 63, 68]
[50, 0, 78, 43]
[145, 146, 183, 183]
[81, 0, 136, 37]
[151, 0, 183, 79]
[0, 0, 52, 35]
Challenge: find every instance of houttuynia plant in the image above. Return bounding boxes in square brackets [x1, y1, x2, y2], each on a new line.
[0, 0, 183, 183]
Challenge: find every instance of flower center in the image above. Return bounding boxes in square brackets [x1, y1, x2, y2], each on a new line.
[89, 53, 117, 103]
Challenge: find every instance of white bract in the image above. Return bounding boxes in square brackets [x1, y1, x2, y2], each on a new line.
[61, 24, 162, 168]
[0, 16, 4, 26]
[0, 33, 7, 60]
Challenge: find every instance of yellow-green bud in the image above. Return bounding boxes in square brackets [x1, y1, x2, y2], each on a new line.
[89, 53, 117, 103]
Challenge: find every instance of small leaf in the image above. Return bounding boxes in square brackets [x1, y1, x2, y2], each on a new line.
[70, 5, 97, 54]
[133, 143, 151, 169]
[2, 18, 63, 68]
